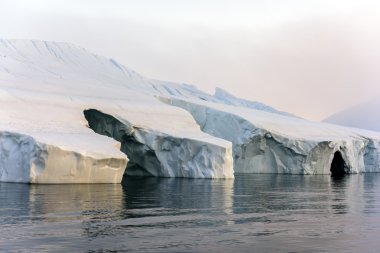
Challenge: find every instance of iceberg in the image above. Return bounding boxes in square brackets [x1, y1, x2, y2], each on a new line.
[0, 39, 379, 183]
[0, 89, 128, 183]
[0, 131, 128, 184]
[162, 97, 380, 175]
[0, 39, 234, 182]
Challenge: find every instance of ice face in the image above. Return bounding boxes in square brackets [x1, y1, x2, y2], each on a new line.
[0, 131, 128, 183]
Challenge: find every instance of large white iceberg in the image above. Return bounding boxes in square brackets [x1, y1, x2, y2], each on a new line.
[0, 39, 379, 183]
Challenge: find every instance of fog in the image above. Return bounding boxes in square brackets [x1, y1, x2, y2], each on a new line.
[1, 0, 380, 120]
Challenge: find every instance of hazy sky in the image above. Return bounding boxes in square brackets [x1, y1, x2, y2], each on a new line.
[1, 0, 380, 120]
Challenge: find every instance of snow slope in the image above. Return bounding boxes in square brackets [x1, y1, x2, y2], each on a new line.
[323, 98, 380, 133]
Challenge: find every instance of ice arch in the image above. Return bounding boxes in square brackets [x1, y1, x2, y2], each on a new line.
[330, 151, 347, 177]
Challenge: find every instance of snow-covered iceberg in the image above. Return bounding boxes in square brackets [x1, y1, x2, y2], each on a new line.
[161, 97, 380, 175]
[1, 39, 379, 183]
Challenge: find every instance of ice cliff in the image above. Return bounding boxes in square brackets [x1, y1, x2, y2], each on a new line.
[0, 39, 379, 183]
[0, 131, 127, 183]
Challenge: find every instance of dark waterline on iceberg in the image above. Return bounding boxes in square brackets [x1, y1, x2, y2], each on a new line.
[1, 174, 380, 252]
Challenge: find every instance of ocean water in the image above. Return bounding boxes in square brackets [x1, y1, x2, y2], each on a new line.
[1, 174, 380, 252]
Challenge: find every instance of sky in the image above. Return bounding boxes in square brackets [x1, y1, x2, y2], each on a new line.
[0, 0, 380, 120]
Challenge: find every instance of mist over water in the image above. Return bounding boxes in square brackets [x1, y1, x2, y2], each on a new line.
[1, 174, 380, 252]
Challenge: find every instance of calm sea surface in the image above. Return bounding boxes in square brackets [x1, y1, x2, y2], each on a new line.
[1, 174, 380, 253]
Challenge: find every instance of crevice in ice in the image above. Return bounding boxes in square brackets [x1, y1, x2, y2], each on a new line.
[83, 109, 161, 177]
[330, 151, 347, 177]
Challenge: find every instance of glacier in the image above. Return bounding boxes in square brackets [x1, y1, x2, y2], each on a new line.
[0, 39, 380, 183]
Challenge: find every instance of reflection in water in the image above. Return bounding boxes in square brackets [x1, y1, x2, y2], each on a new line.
[122, 177, 234, 211]
[1, 174, 380, 252]
[330, 176, 349, 214]
[29, 184, 124, 217]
